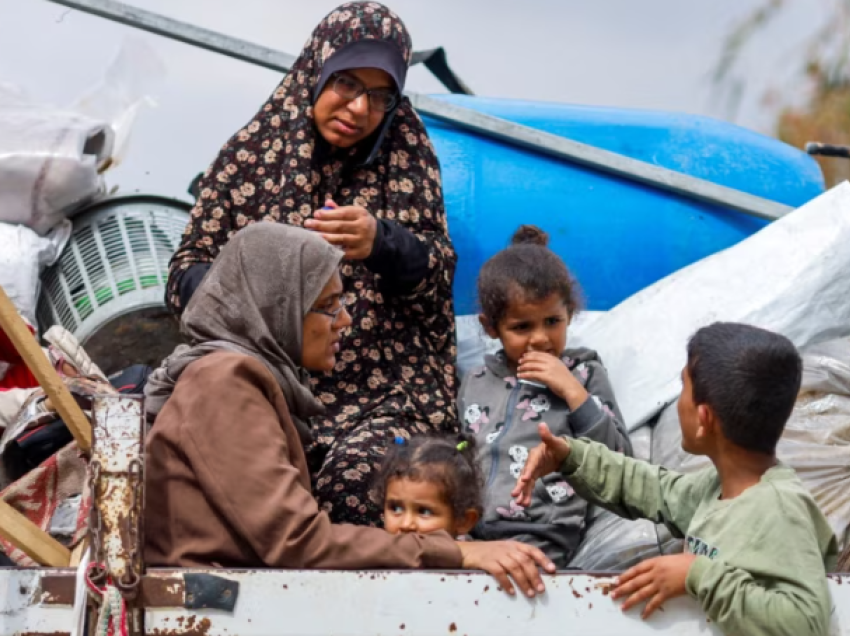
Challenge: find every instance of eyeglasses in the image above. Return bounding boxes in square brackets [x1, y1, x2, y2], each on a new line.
[330, 73, 399, 113]
[309, 297, 350, 325]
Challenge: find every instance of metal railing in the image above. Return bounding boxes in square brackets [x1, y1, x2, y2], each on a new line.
[46, 0, 794, 221]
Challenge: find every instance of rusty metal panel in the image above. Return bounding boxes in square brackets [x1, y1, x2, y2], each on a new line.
[142, 570, 850, 636]
[10, 569, 850, 635]
[90, 394, 145, 593]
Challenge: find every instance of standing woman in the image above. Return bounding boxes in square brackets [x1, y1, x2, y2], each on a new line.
[166, 2, 457, 525]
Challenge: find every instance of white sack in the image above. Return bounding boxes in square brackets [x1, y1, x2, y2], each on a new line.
[0, 38, 164, 236]
[0, 222, 71, 325]
[573, 182, 850, 430]
[0, 90, 112, 236]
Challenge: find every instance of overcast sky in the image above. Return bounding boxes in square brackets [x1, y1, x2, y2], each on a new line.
[0, 0, 827, 200]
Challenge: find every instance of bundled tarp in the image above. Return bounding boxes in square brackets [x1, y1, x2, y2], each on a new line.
[569, 182, 850, 430]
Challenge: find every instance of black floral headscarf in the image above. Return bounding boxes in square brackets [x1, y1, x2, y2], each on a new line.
[168, 2, 458, 463]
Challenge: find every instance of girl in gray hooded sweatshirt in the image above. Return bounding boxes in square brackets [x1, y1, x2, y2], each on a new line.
[461, 225, 632, 568]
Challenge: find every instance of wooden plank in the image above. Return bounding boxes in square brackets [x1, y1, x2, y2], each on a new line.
[0, 500, 70, 567]
[0, 284, 92, 451]
[70, 538, 89, 567]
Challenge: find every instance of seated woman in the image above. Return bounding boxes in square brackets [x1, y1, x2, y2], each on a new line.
[144, 224, 554, 596]
[165, 2, 458, 526]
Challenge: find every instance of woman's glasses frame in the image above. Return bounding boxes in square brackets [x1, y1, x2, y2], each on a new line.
[309, 297, 350, 325]
[329, 72, 399, 113]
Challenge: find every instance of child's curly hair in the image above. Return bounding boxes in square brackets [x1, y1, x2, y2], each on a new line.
[478, 224, 581, 328]
[373, 434, 484, 520]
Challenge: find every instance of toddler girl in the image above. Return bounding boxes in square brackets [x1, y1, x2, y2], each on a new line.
[375, 435, 483, 538]
[460, 225, 632, 568]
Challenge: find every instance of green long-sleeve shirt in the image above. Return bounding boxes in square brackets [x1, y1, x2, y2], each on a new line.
[563, 438, 838, 636]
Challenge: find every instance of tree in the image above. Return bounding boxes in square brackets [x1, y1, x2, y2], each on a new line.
[716, 0, 850, 186]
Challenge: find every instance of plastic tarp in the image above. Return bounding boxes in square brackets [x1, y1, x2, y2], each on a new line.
[569, 182, 850, 431]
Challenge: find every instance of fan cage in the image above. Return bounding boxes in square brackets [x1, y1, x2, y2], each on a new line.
[36, 196, 191, 342]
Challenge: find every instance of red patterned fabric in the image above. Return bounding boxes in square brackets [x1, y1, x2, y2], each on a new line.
[0, 326, 38, 391]
[0, 442, 89, 565]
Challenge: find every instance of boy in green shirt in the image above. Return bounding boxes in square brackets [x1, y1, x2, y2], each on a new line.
[513, 322, 837, 636]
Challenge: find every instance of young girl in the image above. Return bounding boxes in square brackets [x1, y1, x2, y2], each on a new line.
[460, 225, 632, 568]
[375, 435, 483, 538]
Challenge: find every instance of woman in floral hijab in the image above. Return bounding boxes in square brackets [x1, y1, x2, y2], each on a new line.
[166, 2, 457, 525]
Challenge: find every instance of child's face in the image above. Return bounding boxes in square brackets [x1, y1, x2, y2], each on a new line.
[383, 478, 466, 537]
[482, 292, 570, 368]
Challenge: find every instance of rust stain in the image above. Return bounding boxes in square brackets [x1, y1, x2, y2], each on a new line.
[594, 581, 615, 596]
[39, 575, 76, 605]
[150, 618, 212, 636]
[399, 624, 405, 630]
[589, 603, 593, 609]
[474, 600, 479, 606]
[283, 584, 289, 589]
[39, 574, 184, 607]
[449, 622, 457, 633]
[483, 585, 489, 593]
[141, 576, 185, 607]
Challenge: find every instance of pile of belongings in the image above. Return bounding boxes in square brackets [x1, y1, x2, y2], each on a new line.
[0, 317, 110, 565]
[0, 38, 163, 327]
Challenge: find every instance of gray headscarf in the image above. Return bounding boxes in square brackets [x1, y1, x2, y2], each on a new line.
[145, 223, 344, 438]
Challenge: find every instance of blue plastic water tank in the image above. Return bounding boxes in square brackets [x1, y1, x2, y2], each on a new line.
[422, 96, 825, 314]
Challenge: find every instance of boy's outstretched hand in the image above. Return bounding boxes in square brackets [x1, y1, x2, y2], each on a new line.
[511, 423, 572, 507]
[612, 553, 697, 619]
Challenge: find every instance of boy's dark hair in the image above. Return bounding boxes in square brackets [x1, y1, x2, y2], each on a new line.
[687, 322, 802, 455]
[478, 225, 580, 328]
[373, 434, 484, 520]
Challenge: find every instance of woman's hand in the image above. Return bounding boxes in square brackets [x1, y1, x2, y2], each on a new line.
[304, 200, 377, 260]
[511, 423, 571, 507]
[518, 351, 588, 408]
[611, 554, 697, 619]
[457, 540, 556, 598]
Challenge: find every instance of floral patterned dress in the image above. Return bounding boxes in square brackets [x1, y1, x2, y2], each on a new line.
[165, 2, 458, 525]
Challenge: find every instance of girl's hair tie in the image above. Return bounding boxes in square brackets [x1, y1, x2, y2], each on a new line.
[394, 436, 406, 446]
[456, 441, 469, 452]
